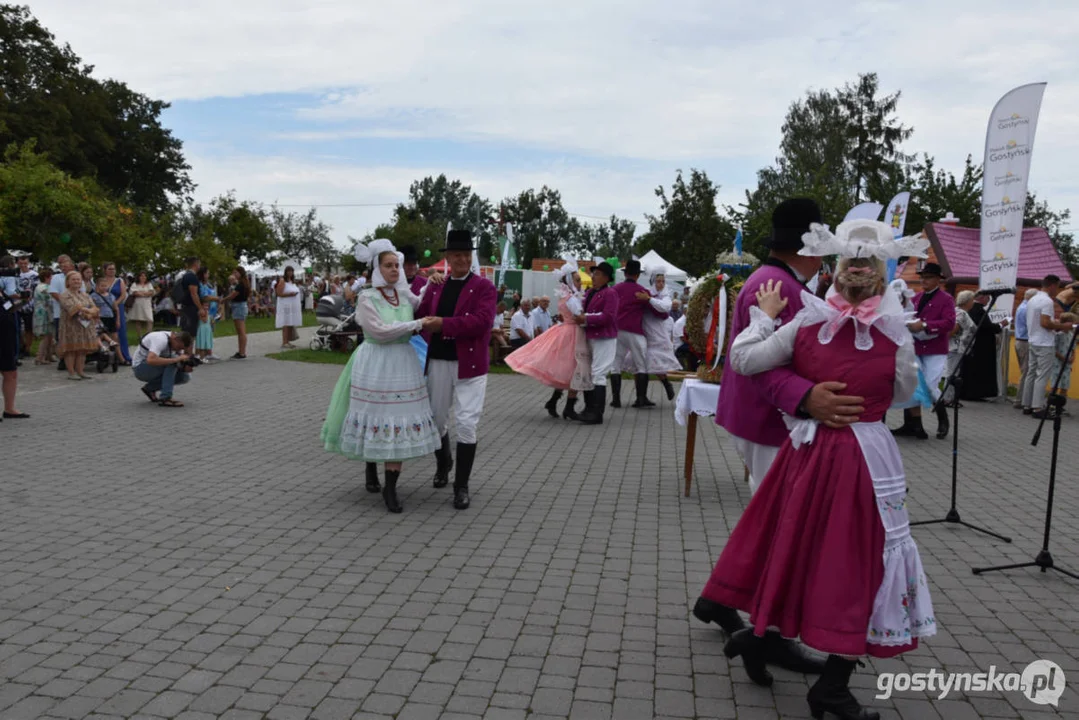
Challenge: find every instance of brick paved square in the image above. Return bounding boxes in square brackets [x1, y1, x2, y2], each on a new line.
[4, 335, 1078, 717]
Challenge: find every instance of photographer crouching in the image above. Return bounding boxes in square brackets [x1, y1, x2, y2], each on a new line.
[131, 330, 198, 407]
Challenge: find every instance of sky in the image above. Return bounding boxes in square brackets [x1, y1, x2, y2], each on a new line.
[28, 0, 1079, 250]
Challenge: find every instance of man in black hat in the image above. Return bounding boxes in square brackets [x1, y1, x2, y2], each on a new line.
[610, 259, 653, 408]
[415, 230, 497, 510]
[399, 245, 427, 295]
[893, 262, 955, 440]
[695, 198, 866, 678]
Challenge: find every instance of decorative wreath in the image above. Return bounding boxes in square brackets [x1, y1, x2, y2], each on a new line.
[686, 274, 738, 384]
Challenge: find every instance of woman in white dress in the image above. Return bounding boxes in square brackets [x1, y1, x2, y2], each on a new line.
[320, 240, 442, 513]
[275, 266, 303, 349]
[642, 270, 682, 401]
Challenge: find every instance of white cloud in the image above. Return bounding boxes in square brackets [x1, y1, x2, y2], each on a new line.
[26, 0, 1079, 233]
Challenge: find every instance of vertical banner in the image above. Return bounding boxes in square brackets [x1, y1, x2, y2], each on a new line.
[883, 192, 911, 281]
[843, 202, 884, 222]
[980, 82, 1047, 323]
[497, 225, 517, 287]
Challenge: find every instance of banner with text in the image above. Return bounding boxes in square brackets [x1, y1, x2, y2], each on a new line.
[884, 191, 911, 281]
[980, 83, 1047, 321]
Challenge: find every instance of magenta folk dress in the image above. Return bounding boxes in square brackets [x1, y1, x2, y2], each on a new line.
[701, 290, 937, 658]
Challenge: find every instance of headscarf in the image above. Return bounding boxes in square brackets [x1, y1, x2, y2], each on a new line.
[353, 239, 410, 294]
[644, 268, 673, 312]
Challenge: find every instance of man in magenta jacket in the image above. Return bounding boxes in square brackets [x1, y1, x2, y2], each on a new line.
[694, 198, 866, 676]
[574, 262, 619, 424]
[415, 230, 497, 510]
[610, 259, 653, 408]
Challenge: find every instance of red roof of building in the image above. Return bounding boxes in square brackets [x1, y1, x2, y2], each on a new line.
[924, 222, 1072, 285]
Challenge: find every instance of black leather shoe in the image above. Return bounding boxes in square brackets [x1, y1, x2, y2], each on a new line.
[562, 396, 580, 421]
[692, 597, 746, 635]
[761, 632, 827, 674]
[544, 389, 562, 418]
[433, 434, 452, 488]
[365, 463, 381, 493]
[807, 655, 880, 720]
[382, 470, 402, 513]
[609, 374, 622, 408]
[723, 629, 773, 687]
[935, 406, 950, 440]
[453, 486, 470, 510]
[662, 377, 675, 401]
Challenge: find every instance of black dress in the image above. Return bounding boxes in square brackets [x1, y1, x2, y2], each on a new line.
[960, 303, 1001, 400]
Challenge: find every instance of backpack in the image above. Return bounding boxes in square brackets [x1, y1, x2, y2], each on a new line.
[170, 272, 189, 306]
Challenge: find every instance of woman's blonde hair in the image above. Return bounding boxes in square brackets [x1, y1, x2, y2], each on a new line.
[955, 290, 975, 307]
[65, 270, 83, 288]
[834, 257, 886, 304]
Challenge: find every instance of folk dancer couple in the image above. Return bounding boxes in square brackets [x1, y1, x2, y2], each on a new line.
[320, 231, 497, 513]
[508, 259, 679, 421]
[693, 199, 936, 720]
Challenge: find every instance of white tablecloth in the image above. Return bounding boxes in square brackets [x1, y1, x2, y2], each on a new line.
[674, 378, 721, 426]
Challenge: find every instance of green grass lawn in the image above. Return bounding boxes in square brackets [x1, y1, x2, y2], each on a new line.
[123, 310, 316, 346]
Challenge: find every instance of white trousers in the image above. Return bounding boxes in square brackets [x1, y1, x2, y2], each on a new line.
[729, 436, 780, 495]
[918, 354, 948, 401]
[589, 338, 617, 386]
[427, 360, 487, 444]
[616, 331, 648, 374]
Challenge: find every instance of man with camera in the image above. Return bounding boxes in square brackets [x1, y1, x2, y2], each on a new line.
[131, 329, 197, 407]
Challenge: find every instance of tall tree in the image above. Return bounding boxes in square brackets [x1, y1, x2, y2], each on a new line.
[839, 74, 913, 204]
[399, 174, 495, 257]
[500, 186, 580, 265]
[639, 169, 734, 277]
[270, 205, 337, 271]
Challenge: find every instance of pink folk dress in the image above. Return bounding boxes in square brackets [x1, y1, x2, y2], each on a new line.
[702, 290, 936, 658]
[506, 286, 593, 391]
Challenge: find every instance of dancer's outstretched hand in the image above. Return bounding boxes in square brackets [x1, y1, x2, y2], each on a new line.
[755, 279, 788, 318]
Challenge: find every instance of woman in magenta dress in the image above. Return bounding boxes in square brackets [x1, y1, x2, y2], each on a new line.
[707, 221, 936, 720]
[506, 260, 593, 419]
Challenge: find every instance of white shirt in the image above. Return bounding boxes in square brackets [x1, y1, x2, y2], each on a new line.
[532, 307, 553, 334]
[492, 312, 503, 331]
[49, 272, 67, 319]
[510, 309, 534, 340]
[132, 331, 174, 368]
[1027, 291, 1056, 347]
[673, 314, 687, 345]
[350, 278, 366, 294]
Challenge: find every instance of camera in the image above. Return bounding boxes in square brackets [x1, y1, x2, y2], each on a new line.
[178, 356, 202, 373]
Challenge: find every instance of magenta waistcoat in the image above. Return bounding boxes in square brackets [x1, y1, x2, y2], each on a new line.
[415, 273, 498, 379]
[614, 280, 648, 335]
[715, 263, 814, 447]
[911, 289, 955, 357]
[583, 285, 619, 339]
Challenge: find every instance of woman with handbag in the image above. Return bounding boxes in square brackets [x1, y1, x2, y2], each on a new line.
[275, 266, 303, 349]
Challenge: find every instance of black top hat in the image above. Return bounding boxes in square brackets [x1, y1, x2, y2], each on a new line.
[592, 262, 615, 281]
[441, 229, 476, 252]
[918, 262, 945, 278]
[624, 259, 642, 276]
[765, 198, 823, 251]
[399, 245, 419, 263]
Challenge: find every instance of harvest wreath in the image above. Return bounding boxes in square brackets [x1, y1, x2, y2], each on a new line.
[686, 274, 743, 383]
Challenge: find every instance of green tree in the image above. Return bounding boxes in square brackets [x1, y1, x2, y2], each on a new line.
[0, 4, 192, 213]
[639, 169, 734, 277]
[500, 186, 580, 265]
[270, 205, 337, 271]
[1025, 192, 1075, 270]
[399, 174, 496, 257]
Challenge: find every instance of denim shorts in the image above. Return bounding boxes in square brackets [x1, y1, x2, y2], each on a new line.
[231, 302, 248, 320]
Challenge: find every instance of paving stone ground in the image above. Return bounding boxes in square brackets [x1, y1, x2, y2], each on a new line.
[3, 327, 1078, 719]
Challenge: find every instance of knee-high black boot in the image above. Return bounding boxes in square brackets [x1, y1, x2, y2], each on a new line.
[453, 443, 476, 510]
[661, 376, 675, 401]
[365, 463, 381, 493]
[433, 434, 452, 488]
[580, 387, 605, 425]
[806, 655, 880, 720]
[544, 389, 563, 418]
[609, 374, 622, 408]
[692, 597, 746, 635]
[632, 374, 655, 407]
[935, 403, 950, 440]
[723, 629, 773, 687]
[562, 394, 580, 420]
[382, 469, 402, 513]
[891, 408, 914, 436]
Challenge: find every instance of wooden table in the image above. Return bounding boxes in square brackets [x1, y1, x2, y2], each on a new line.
[674, 378, 721, 497]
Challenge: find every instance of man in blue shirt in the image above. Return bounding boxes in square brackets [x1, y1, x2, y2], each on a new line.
[1013, 288, 1037, 409]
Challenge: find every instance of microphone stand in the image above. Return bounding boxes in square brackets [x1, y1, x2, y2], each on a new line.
[973, 322, 1079, 580]
[910, 290, 1012, 542]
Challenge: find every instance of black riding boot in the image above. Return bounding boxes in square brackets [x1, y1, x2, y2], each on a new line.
[723, 629, 773, 687]
[365, 463, 381, 493]
[806, 655, 880, 720]
[609, 374, 622, 408]
[382, 469, 402, 513]
[453, 443, 476, 510]
[935, 404, 950, 440]
[661, 377, 675, 401]
[433, 434, 452, 488]
[632, 374, 655, 407]
[911, 414, 929, 440]
[891, 409, 915, 436]
[544, 389, 563, 418]
[761, 632, 828, 674]
[562, 394, 580, 421]
[580, 387, 606, 425]
[692, 597, 745, 635]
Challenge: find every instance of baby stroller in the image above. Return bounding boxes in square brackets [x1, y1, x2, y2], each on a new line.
[87, 323, 120, 373]
[311, 295, 362, 352]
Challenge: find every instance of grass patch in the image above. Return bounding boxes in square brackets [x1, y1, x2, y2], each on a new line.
[124, 311, 316, 345]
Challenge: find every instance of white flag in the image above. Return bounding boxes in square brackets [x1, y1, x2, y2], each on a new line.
[980, 83, 1047, 322]
[843, 202, 884, 222]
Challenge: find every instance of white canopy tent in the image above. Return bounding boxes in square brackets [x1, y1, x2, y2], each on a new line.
[636, 249, 689, 283]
